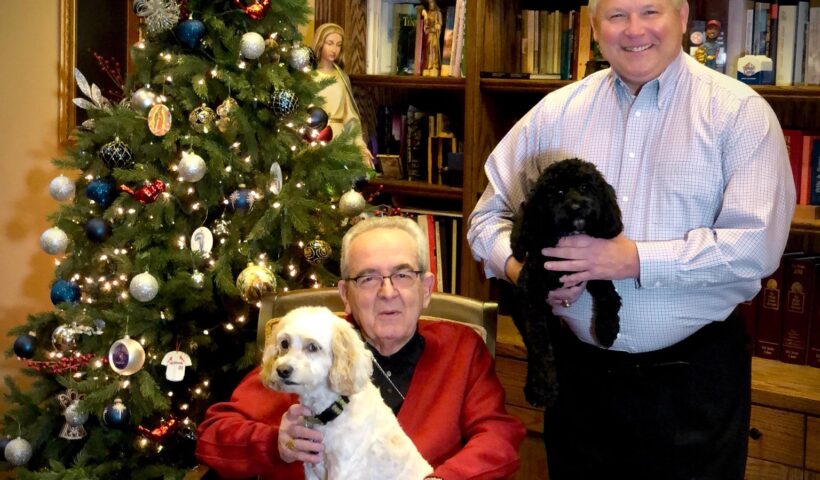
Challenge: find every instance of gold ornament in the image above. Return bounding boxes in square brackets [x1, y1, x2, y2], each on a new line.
[236, 263, 276, 303]
[304, 239, 332, 265]
[188, 104, 216, 133]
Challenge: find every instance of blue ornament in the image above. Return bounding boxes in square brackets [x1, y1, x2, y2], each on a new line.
[50, 280, 81, 305]
[85, 218, 112, 243]
[270, 89, 299, 117]
[230, 188, 255, 212]
[13, 335, 36, 359]
[86, 178, 117, 208]
[176, 18, 205, 49]
[103, 399, 130, 428]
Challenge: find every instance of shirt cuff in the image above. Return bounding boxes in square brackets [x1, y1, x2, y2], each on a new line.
[487, 231, 513, 281]
[635, 240, 677, 288]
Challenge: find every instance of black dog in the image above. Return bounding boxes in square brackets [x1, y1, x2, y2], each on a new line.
[510, 158, 623, 407]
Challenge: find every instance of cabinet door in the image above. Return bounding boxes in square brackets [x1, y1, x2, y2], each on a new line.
[748, 405, 806, 468]
[808, 416, 820, 472]
[745, 457, 804, 480]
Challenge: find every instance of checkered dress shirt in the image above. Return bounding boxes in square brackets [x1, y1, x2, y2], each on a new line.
[468, 51, 795, 352]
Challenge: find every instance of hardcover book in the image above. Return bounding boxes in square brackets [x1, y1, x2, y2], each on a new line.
[756, 251, 805, 359]
[781, 256, 820, 364]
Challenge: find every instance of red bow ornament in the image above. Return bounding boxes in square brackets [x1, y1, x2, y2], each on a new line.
[233, 0, 271, 20]
[120, 179, 166, 204]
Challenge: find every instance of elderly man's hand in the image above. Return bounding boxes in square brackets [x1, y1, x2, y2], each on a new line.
[278, 404, 323, 464]
[541, 233, 639, 287]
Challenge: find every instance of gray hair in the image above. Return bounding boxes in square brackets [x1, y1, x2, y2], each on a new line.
[340, 216, 429, 278]
[587, 0, 687, 16]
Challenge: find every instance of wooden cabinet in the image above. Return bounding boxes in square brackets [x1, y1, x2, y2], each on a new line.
[495, 315, 820, 479]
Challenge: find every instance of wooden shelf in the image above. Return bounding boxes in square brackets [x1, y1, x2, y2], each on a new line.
[480, 78, 570, 93]
[366, 177, 463, 201]
[349, 74, 466, 91]
[793, 205, 820, 233]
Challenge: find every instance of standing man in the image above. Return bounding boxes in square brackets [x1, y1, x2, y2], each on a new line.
[467, 0, 795, 477]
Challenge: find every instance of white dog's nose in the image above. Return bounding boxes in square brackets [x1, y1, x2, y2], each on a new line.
[277, 365, 293, 379]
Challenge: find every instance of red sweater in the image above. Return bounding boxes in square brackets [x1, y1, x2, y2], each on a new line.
[195, 320, 525, 479]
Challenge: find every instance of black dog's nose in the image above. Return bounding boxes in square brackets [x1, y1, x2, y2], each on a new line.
[277, 365, 293, 379]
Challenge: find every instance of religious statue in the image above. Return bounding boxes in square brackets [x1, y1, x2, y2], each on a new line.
[312, 23, 373, 166]
[422, 0, 443, 76]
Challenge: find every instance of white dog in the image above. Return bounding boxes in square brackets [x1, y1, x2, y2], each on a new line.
[260, 306, 434, 480]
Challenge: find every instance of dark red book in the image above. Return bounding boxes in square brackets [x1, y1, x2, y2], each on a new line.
[807, 263, 820, 368]
[756, 252, 804, 359]
[781, 256, 820, 364]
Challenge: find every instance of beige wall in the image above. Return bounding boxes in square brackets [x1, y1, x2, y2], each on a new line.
[0, 4, 62, 390]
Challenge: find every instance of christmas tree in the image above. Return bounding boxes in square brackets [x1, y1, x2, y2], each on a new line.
[2, 1, 370, 477]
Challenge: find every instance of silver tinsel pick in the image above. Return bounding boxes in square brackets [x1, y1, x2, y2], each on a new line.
[134, 0, 181, 37]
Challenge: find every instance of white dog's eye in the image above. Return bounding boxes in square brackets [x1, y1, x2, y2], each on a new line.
[280, 339, 289, 350]
[306, 342, 320, 353]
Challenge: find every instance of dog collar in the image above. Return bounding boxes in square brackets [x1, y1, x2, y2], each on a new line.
[305, 396, 349, 425]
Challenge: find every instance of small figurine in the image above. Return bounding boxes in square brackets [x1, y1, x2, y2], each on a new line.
[422, 0, 443, 76]
[312, 23, 373, 167]
[695, 20, 724, 72]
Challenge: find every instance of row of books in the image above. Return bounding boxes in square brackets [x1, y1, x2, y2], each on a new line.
[365, 0, 467, 77]
[369, 105, 463, 186]
[784, 130, 820, 205]
[519, 7, 594, 81]
[745, 0, 820, 85]
[744, 251, 820, 367]
[412, 211, 463, 294]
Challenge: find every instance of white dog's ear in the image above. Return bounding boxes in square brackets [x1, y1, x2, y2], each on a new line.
[260, 319, 283, 390]
[329, 320, 373, 396]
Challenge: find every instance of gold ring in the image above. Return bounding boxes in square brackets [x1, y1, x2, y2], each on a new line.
[286, 439, 295, 450]
[561, 299, 571, 308]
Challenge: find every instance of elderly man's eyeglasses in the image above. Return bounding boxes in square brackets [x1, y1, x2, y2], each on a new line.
[345, 270, 423, 290]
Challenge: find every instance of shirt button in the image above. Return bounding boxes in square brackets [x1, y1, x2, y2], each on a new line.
[622, 196, 629, 202]
[629, 152, 635, 158]
[635, 111, 642, 117]
[386, 371, 392, 377]
[654, 281, 661, 287]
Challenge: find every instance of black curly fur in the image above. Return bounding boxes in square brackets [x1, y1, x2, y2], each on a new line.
[510, 158, 624, 408]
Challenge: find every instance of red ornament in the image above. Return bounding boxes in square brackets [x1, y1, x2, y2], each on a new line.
[317, 125, 333, 142]
[137, 417, 180, 443]
[233, 0, 271, 20]
[120, 179, 166, 204]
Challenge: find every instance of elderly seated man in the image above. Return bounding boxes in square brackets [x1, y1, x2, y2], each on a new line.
[195, 216, 525, 479]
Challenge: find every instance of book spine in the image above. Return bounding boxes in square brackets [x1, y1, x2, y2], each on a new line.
[781, 258, 818, 364]
[811, 138, 820, 205]
[756, 255, 790, 358]
[808, 263, 820, 367]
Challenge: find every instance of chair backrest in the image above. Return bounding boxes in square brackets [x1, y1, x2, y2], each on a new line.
[257, 287, 498, 356]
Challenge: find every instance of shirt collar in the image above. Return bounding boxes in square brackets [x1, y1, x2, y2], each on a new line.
[609, 49, 686, 109]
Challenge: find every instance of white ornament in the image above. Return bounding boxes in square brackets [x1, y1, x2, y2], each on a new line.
[161, 350, 192, 381]
[338, 189, 366, 217]
[40, 227, 69, 255]
[179, 151, 207, 182]
[190, 226, 214, 254]
[129, 272, 159, 302]
[191, 270, 205, 289]
[108, 335, 146, 376]
[4, 437, 32, 466]
[49, 175, 75, 201]
[269, 162, 283, 195]
[240, 32, 266, 60]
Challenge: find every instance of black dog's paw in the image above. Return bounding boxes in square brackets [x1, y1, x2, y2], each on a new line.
[589, 280, 622, 348]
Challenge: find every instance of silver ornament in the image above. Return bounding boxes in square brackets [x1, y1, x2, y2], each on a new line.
[212, 218, 230, 236]
[134, 0, 180, 37]
[4, 437, 32, 466]
[191, 270, 205, 289]
[339, 190, 367, 217]
[131, 87, 157, 115]
[40, 227, 69, 255]
[64, 403, 89, 427]
[49, 175, 75, 201]
[288, 45, 316, 72]
[179, 151, 207, 182]
[129, 272, 159, 302]
[240, 32, 266, 59]
[52, 325, 78, 352]
[108, 335, 146, 376]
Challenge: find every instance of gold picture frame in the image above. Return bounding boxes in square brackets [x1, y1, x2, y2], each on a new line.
[58, 0, 137, 145]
